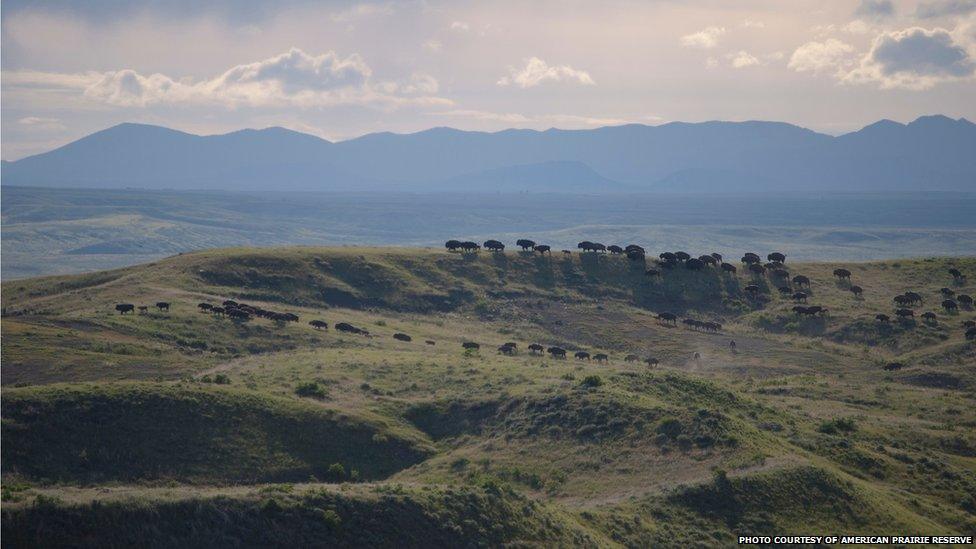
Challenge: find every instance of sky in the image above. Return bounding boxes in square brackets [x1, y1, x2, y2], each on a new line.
[2, 0, 975, 160]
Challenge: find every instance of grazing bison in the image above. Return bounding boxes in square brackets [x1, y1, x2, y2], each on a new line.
[940, 287, 955, 298]
[627, 249, 646, 261]
[425, 340, 436, 345]
[849, 286, 863, 297]
[534, 245, 551, 255]
[498, 344, 516, 355]
[958, 294, 973, 307]
[729, 340, 736, 351]
[394, 333, 412, 342]
[516, 239, 536, 251]
[460, 241, 480, 252]
[721, 263, 737, 274]
[948, 268, 964, 281]
[895, 308, 914, 319]
[792, 275, 810, 288]
[607, 245, 624, 255]
[626, 245, 646, 254]
[309, 320, 328, 330]
[547, 347, 567, 359]
[966, 327, 976, 340]
[223, 300, 238, 308]
[744, 285, 760, 296]
[593, 353, 609, 363]
[792, 292, 808, 302]
[903, 292, 922, 305]
[674, 251, 691, 262]
[792, 306, 809, 316]
[768, 252, 786, 263]
[711, 252, 723, 262]
[197, 303, 212, 312]
[741, 253, 761, 265]
[883, 362, 904, 371]
[625, 354, 639, 362]
[562, 249, 572, 254]
[575, 351, 591, 360]
[483, 240, 505, 252]
[227, 309, 251, 321]
[336, 322, 365, 335]
[656, 312, 678, 325]
[875, 314, 890, 323]
[942, 299, 958, 312]
[578, 241, 606, 253]
[644, 357, 659, 366]
[777, 286, 792, 296]
[749, 264, 766, 276]
[528, 343, 544, 354]
[833, 268, 851, 280]
[462, 341, 480, 350]
[156, 302, 170, 311]
[699, 255, 717, 266]
[686, 258, 705, 270]
[445, 240, 462, 251]
[115, 303, 135, 315]
[921, 312, 937, 321]
[211, 307, 225, 316]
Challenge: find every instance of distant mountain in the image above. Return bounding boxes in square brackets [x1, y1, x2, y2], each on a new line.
[3, 115, 975, 192]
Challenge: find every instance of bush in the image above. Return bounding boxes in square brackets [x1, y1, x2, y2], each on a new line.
[326, 463, 346, 481]
[580, 375, 603, 388]
[818, 417, 857, 435]
[213, 374, 231, 385]
[295, 382, 327, 400]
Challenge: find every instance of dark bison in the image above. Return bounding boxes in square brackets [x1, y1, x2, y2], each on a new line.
[686, 258, 705, 270]
[768, 252, 786, 263]
[721, 262, 737, 274]
[547, 346, 567, 358]
[921, 312, 937, 321]
[227, 308, 250, 321]
[744, 285, 760, 296]
[849, 286, 863, 297]
[309, 320, 328, 330]
[575, 351, 590, 360]
[749, 264, 766, 276]
[940, 287, 955, 297]
[425, 340, 436, 345]
[792, 292, 808, 302]
[627, 249, 645, 261]
[462, 341, 480, 350]
[883, 362, 904, 371]
[607, 245, 624, 255]
[698, 255, 717, 266]
[516, 239, 536, 251]
[966, 327, 976, 340]
[656, 312, 677, 325]
[115, 303, 134, 315]
[197, 303, 212, 312]
[948, 267, 964, 281]
[625, 354, 639, 362]
[674, 251, 691, 262]
[483, 240, 505, 252]
[903, 292, 923, 305]
[958, 294, 973, 307]
[445, 240, 462, 251]
[644, 357, 659, 367]
[626, 245, 646, 255]
[460, 241, 480, 252]
[336, 322, 365, 335]
[497, 344, 516, 355]
[528, 343, 544, 354]
[792, 275, 810, 288]
[223, 300, 238, 308]
[156, 302, 170, 311]
[593, 353, 609, 363]
[741, 253, 761, 265]
[833, 268, 851, 280]
[534, 245, 551, 255]
[394, 333, 412, 342]
[659, 252, 677, 262]
[942, 299, 958, 312]
[875, 314, 890, 322]
[895, 308, 914, 319]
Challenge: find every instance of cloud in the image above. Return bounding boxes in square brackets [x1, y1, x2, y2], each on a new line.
[680, 26, 726, 49]
[855, 0, 895, 20]
[788, 39, 856, 74]
[728, 50, 761, 68]
[915, 0, 976, 18]
[3, 48, 450, 109]
[330, 3, 395, 23]
[17, 116, 66, 131]
[845, 26, 976, 89]
[423, 39, 442, 52]
[450, 21, 470, 32]
[497, 57, 595, 88]
[741, 20, 765, 29]
[428, 109, 628, 127]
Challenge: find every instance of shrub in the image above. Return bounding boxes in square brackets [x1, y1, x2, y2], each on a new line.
[295, 382, 327, 400]
[326, 462, 346, 481]
[818, 417, 857, 435]
[580, 375, 603, 388]
[213, 374, 231, 385]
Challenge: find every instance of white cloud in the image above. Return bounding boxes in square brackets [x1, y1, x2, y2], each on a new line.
[741, 20, 765, 29]
[423, 39, 442, 52]
[680, 26, 726, 49]
[17, 116, 66, 131]
[705, 57, 719, 69]
[845, 26, 976, 89]
[330, 3, 395, 23]
[428, 109, 628, 127]
[450, 21, 470, 32]
[3, 48, 450, 109]
[497, 57, 595, 88]
[788, 39, 856, 74]
[843, 20, 873, 34]
[728, 50, 761, 68]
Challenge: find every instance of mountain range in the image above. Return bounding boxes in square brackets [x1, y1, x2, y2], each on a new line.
[3, 115, 975, 193]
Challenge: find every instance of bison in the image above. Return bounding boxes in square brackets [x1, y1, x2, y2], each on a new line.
[749, 264, 766, 276]
[721, 263, 737, 274]
[792, 292, 808, 302]
[940, 287, 955, 298]
[156, 302, 170, 311]
[849, 286, 863, 297]
[516, 239, 536, 251]
[445, 240, 462, 251]
[674, 251, 691, 262]
[534, 245, 551, 255]
[644, 357, 659, 367]
[627, 250, 645, 261]
[497, 344, 516, 355]
[948, 267, 964, 281]
[656, 312, 677, 325]
[593, 353, 609, 363]
[792, 275, 810, 288]
[426, 340, 436, 345]
[309, 320, 328, 330]
[875, 314, 890, 323]
[547, 347, 567, 358]
[921, 312, 937, 321]
[394, 333, 412, 342]
[197, 303, 212, 312]
[895, 308, 914, 319]
[883, 362, 904, 371]
[608, 245, 624, 255]
[686, 258, 705, 270]
[833, 268, 851, 280]
[336, 322, 365, 334]
[462, 341, 480, 350]
[528, 343, 544, 354]
[958, 294, 973, 307]
[768, 252, 786, 263]
[625, 354, 639, 362]
[575, 351, 591, 360]
[115, 303, 134, 315]
[942, 299, 958, 312]
[741, 253, 761, 264]
[483, 240, 505, 252]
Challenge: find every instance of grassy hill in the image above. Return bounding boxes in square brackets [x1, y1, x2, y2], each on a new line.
[2, 246, 974, 544]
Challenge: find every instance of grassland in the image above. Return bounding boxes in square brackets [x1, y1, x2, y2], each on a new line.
[2, 246, 974, 546]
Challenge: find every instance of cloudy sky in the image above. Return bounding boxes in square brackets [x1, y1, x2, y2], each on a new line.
[2, 0, 975, 159]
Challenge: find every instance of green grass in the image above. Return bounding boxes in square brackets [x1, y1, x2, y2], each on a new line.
[2, 246, 975, 544]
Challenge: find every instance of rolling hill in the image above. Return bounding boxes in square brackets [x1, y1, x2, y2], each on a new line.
[3, 115, 975, 192]
[2, 246, 974, 545]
